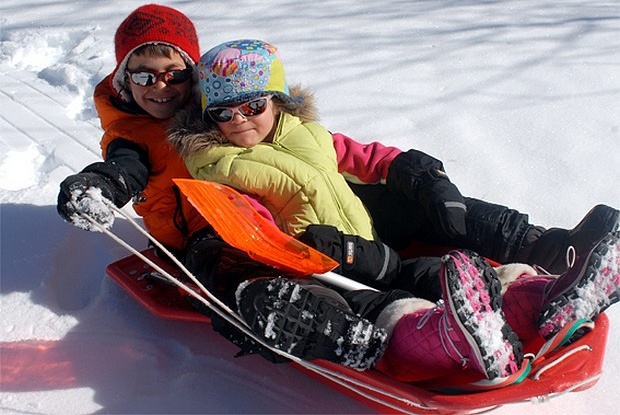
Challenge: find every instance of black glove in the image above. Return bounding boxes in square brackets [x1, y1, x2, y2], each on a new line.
[57, 172, 116, 231]
[298, 224, 401, 288]
[386, 150, 467, 239]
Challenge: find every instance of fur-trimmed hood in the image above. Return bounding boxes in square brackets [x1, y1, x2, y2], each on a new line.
[168, 85, 318, 160]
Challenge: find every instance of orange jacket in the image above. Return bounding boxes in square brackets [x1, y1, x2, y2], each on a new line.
[94, 76, 208, 250]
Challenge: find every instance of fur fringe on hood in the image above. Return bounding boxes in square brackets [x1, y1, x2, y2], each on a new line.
[168, 84, 318, 160]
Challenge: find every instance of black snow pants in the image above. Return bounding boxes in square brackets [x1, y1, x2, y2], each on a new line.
[350, 183, 533, 264]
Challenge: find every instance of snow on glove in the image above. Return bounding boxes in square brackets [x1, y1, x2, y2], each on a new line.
[386, 149, 467, 239]
[57, 172, 116, 231]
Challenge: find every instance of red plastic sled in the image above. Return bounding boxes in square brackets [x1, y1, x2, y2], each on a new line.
[107, 249, 610, 415]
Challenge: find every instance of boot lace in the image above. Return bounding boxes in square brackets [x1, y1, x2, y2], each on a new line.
[565, 245, 576, 269]
[534, 245, 576, 276]
[416, 300, 468, 368]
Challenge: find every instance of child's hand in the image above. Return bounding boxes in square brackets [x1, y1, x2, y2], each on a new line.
[57, 173, 116, 231]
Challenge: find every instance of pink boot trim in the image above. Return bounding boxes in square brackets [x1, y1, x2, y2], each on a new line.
[376, 250, 525, 382]
[376, 307, 460, 382]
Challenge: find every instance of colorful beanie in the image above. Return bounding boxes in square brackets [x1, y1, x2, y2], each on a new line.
[111, 4, 200, 101]
[198, 39, 293, 115]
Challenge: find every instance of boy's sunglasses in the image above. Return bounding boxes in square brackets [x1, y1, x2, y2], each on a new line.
[206, 97, 271, 123]
[126, 68, 192, 87]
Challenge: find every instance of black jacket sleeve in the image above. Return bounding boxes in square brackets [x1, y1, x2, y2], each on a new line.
[385, 150, 450, 200]
[81, 138, 150, 207]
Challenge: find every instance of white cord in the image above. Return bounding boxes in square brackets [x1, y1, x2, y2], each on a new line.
[76, 203, 433, 414]
[531, 345, 592, 380]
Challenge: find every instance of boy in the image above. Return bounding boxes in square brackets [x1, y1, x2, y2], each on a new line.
[57, 4, 206, 253]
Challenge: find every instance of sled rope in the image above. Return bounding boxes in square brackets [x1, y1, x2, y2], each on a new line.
[106, 206, 434, 414]
[531, 345, 592, 381]
[76, 204, 433, 414]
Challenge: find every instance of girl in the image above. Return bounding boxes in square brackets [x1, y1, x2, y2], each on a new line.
[169, 38, 620, 382]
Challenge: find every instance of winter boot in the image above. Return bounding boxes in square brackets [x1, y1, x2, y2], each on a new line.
[538, 231, 620, 340]
[499, 275, 551, 342]
[488, 231, 620, 344]
[236, 278, 387, 370]
[375, 250, 523, 382]
[517, 204, 620, 275]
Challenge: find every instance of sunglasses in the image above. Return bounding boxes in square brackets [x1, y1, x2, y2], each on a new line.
[126, 68, 193, 87]
[206, 97, 271, 123]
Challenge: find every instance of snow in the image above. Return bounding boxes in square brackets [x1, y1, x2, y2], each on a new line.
[66, 187, 115, 232]
[1, 0, 619, 414]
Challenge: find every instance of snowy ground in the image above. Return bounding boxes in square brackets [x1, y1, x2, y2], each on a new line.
[1, 1, 619, 414]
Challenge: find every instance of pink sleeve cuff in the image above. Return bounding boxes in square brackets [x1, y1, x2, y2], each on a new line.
[332, 132, 402, 184]
[242, 195, 275, 223]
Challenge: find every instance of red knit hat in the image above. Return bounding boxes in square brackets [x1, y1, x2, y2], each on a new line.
[110, 4, 200, 101]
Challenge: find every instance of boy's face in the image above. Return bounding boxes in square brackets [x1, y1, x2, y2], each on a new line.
[216, 99, 278, 148]
[126, 51, 191, 119]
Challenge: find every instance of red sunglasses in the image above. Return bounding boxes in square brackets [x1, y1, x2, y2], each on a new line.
[126, 68, 192, 87]
[205, 96, 272, 123]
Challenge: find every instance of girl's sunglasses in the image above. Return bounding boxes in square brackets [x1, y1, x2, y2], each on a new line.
[126, 68, 192, 87]
[206, 97, 271, 123]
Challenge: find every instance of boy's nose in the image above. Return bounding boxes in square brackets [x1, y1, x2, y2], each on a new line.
[151, 80, 168, 89]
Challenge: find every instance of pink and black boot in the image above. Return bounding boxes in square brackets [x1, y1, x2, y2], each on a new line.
[497, 231, 620, 346]
[537, 231, 620, 340]
[375, 250, 523, 382]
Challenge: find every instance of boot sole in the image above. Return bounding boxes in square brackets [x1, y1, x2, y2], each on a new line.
[443, 251, 524, 379]
[538, 232, 620, 338]
[236, 278, 387, 370]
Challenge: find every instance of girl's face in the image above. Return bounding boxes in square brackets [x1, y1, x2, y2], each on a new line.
[214, 98, 278, 148]
[126, 51, 191, 119]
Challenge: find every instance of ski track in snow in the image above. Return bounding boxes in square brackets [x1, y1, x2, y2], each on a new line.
[0, 72, 100, 178]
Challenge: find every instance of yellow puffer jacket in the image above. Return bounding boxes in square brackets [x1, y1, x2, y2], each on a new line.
[185, 113, 375, 240]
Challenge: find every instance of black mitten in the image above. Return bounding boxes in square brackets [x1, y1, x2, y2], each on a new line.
[386, 150, 467, 239]
[57, 160, 137, 231]
[298, 224, 401, 288]
[57, 172, 116, 231]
